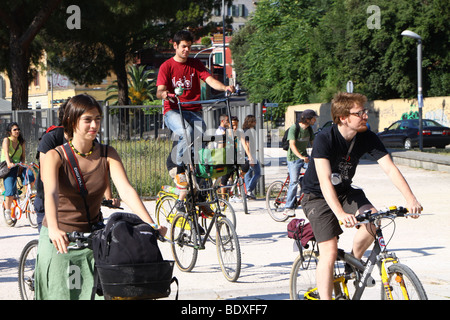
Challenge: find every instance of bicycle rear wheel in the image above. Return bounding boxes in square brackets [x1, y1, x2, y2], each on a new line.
[382, 263, 428, 300]
[266, 180, 289, 222]
[18, 239, 38, 300]
[289, 250, 319, 300]
[216, 217, 241, 282]
[26, 196, 38, 229]
[171, 213, 198, 272]
[155, 195, 177, 240]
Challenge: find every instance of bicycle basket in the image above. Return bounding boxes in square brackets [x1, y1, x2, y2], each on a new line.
[196, 147, 231, 179]
[96, 261, 177, 300]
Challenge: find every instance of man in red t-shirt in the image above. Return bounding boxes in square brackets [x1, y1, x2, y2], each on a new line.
[156, 30, 234, 212]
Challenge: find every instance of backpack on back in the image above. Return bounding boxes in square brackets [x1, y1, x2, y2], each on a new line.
[91, 212, 177, 300]
[281, 123, 300, 151]
[281, 124, 314, 151]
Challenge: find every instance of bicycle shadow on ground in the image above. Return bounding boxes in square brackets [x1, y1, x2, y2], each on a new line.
[0, 232, 37, 240]
[0, 257, 19, 283]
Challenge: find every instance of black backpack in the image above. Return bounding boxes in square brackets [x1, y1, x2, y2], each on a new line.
[91, 212, 178, 300]
[281, 123, 300, 151]
[281, 124, 314, 151]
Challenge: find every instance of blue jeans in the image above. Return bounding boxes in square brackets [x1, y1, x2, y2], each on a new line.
[285, 159, 304, 209]
[244, 160, 261, 193]
[164, 110, 206, 166]
[3, 166, 35, 196]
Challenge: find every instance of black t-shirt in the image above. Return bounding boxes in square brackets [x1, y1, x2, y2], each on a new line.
[302, 124, 388, 197]
[36, 127, 67, 199]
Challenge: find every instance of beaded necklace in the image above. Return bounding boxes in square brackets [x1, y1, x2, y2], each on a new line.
[69, 140, 95, 158]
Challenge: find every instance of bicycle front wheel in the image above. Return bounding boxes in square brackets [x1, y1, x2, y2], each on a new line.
[289, 250, 319, 300]
[155, 195, 177, 240]
[18, 239, 38, 300]
[266, 180, 289, 222]
[382, 263, 428, 300]
[216, 217, 241, 282]
[171, 213, 198, 272]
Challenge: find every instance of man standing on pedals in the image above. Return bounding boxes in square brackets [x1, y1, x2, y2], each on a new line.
[156, 30, 234, 213]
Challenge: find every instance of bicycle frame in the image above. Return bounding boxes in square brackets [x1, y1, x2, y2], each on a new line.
[302, 217, 407, 300]
[175, 200, 228, 250]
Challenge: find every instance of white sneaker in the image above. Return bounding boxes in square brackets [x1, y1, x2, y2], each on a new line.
[230, 196, 242, 203]
[283, 208, 296, 217]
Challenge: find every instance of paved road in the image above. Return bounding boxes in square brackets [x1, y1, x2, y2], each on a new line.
[1, 151, 449, 300]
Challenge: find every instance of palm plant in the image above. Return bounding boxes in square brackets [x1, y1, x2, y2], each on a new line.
[105, 64, 156, 105]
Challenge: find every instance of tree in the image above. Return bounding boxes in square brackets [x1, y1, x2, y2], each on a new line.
[0, 0, 62, 109]
[42, 0, 226, 106]
[232, 0, 449, 110]
[105, 65, 156, 106]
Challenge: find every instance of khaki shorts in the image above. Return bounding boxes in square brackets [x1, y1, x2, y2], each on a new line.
[301, 188, 372, 243]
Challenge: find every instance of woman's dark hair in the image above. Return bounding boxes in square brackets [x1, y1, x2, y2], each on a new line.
[242, 115, 256, 130]
[5, 122, 25, 144]
[62, 94, 102, 139]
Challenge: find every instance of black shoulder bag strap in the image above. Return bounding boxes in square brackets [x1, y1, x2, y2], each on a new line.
[61, 142, 93, 229]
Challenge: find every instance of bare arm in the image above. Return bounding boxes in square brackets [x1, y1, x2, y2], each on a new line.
[156, 84, 169, 100]
[289, 140, 309, 162]
[107, 146, 167, 235]
[205, 76, 235, 93]
[42, 149, 69, 253]
[2, 138, 13, 167]
[377, 154, 422, 215]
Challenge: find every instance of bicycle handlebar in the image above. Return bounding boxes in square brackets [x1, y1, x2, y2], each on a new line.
[357, 206, 410, 223]
[340, 206, 419, 226]
[166, 93, 231, 106]
[101, 199, 123, 210]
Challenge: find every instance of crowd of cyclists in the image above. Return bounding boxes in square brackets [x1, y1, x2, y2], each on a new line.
[2, 29, 423, 300]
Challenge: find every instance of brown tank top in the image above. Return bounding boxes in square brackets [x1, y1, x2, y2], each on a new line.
[43, 143, 109, 232]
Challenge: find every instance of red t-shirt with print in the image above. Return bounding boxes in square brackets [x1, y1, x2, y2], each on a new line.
[157, 57, 211, 114]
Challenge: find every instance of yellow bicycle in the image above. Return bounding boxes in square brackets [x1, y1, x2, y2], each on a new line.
[289, 206, 428, 300]
[155, 186, 236, 242]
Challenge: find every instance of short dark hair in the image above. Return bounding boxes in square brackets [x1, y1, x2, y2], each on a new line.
[173, 30, 194, 45]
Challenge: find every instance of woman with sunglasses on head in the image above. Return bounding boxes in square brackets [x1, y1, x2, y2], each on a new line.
[35, 94, 166, 300]
[1, 122, 34, 223]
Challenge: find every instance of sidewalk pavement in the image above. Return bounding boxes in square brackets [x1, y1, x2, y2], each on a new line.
[0, 149, 449, 300]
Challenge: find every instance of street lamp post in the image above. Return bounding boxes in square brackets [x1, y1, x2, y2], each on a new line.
[401, 30, 423, 151]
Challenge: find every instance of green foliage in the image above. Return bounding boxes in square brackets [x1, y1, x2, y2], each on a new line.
[232, 0, 450, 111]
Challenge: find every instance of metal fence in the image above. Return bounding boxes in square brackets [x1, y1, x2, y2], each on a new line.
[0, 100, 266, 199]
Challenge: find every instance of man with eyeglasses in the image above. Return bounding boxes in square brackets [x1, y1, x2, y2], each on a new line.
[300, 92, 423, 300]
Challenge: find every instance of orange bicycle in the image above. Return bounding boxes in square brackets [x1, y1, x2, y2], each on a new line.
[1, 162, 38, 228]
